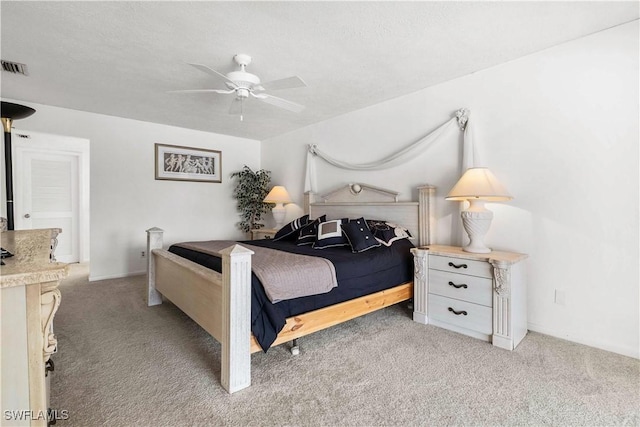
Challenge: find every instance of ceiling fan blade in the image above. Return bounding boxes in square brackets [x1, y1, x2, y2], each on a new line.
[258, 76, 307, 91]
[187, 63, 237, 88]
[168, 89, 235, 94]
[252, 93, 305, 113]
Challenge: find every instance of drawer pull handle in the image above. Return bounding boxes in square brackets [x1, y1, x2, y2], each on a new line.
[448, 262, 468, 269]
[448, 281, 468, 289]
[448, 307, 468, 316]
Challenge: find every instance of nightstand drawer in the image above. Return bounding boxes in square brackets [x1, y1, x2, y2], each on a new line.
[429, 254, 493, 278]
[428, 270, 492, 307]
[428, 294, 492, 335]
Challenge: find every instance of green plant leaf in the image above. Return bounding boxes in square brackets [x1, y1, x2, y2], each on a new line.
[230, 165, 273, 232]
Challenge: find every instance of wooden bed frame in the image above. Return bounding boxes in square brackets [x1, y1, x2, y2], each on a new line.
[146, 183, 435, 393]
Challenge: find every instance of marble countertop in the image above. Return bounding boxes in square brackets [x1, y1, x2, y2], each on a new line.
[0, 229, 68, 289]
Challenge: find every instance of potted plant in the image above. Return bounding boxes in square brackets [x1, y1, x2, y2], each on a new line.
[230, 166, 273, 233]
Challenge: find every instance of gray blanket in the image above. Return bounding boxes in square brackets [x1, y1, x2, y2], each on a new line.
[174, 240, 337, 303]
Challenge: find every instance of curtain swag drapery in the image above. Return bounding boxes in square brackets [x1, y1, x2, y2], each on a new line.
[304, 108, 476, 192]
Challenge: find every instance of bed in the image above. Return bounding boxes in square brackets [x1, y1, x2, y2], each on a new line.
[146, 183, 435, 393]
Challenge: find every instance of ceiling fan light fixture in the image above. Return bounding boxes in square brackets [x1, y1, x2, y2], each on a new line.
[238, 97, 244, 122]
[236, 88, 250, 99]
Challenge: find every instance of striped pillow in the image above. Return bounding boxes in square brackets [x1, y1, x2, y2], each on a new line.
[273, 215, 310, 241]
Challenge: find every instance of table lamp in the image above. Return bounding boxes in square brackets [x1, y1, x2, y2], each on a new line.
[445, 167, 512, 253]
[263, 185, 292, 229]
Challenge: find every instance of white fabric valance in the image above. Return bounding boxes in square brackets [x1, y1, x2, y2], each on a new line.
[304, 108, 475, 192]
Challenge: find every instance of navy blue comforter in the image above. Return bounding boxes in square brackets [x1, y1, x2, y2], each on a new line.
[168, 238, 414, 351]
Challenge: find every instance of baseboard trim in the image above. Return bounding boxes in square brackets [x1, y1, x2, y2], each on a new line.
[528, 322, 639, 359]
[89, 270, 146, 282]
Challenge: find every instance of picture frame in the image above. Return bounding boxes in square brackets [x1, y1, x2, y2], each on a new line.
[155, 143, 222, 183]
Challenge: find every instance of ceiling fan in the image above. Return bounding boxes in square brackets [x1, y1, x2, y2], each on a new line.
[171, 54, 306, 121]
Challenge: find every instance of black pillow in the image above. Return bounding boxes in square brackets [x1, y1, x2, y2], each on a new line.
[296, 215, 326, 246]
[343, 217, 381, 253]
[366, 219, 413, 246]
[273, 214, 310, 241]
[313, 218, 349, 249]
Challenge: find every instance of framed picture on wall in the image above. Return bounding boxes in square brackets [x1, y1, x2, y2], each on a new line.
[155, 143, 222, 183]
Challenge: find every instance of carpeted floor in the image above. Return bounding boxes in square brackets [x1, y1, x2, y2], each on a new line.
[51, 263, 639, 426]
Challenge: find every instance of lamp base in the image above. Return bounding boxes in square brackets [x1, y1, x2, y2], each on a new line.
[463, 243, 492, 254]
[461, 209, 493, 253]
[272, 204, 286, 229]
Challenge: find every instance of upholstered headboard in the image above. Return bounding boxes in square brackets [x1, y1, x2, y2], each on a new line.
[304, 183, 435, 246]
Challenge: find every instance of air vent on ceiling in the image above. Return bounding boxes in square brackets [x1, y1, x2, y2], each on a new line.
[1, 60, 29, 76]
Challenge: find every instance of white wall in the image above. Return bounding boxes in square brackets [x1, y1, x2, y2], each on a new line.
[2, 101, 260, 280]
[262, 22, 639, 358]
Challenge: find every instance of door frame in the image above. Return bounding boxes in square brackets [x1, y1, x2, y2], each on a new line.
[13, 130, 90, 263]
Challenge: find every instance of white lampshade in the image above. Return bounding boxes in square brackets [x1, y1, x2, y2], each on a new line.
[446, 168, 512, 253]
[445, 168, 512, 202]
[263, 186, 292, 204]
[264, 185, 291, 229]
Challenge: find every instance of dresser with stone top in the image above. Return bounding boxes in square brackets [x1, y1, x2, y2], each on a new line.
[1, 229, 67, 427]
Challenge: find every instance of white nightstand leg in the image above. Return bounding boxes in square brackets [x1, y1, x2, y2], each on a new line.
[411, 248, 429, 324]
[491, 260, 513, 350]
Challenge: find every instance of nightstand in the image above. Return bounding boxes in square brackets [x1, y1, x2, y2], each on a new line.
[250, 228, 278, 240]
[411, 245, 528, 350]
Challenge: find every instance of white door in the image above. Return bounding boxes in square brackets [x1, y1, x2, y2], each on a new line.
[15, 150, 80, 263]
[13, 130, 89, 264]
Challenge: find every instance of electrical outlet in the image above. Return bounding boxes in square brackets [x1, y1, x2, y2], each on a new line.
[554, 289, 565, 306]
[141, 251, 146, 258]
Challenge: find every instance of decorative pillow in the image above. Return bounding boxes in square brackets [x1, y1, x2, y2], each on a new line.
[367, 219, 413, 247]
[313, 218, 349, 249]
[296, 215, 326, 245]
[343, 217, 381, 253]
[273, 214, 310, 241]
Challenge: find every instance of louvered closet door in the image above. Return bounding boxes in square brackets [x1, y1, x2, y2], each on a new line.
[16, 150, 79, 263]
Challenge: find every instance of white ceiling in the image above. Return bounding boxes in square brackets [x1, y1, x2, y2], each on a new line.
[1, 2, 638, 141]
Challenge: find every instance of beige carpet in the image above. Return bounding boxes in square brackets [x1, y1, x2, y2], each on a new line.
[51, 263, 639, 426]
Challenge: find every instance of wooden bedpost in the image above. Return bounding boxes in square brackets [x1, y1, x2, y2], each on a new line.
[146, 227, 164, 306]
[220, 244, 254, 394]
[417, 185, 436, 246]
[304, 190, 317, 215]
